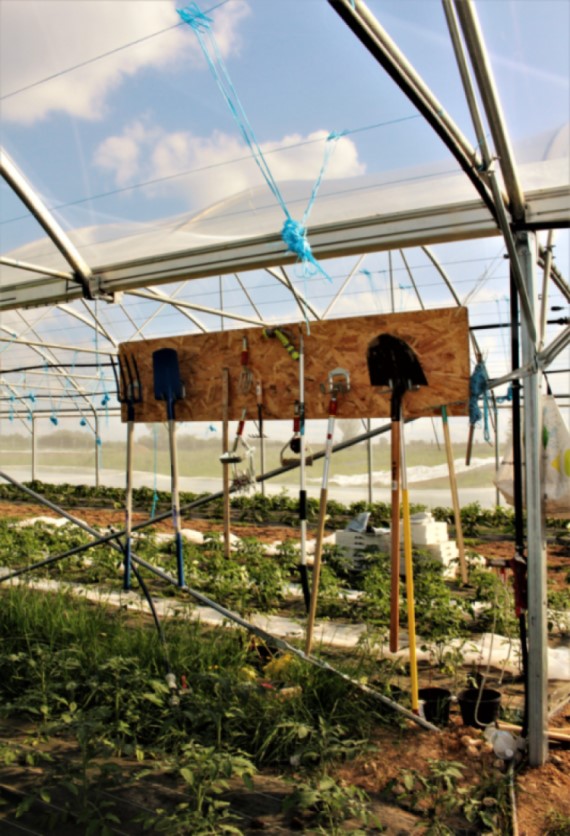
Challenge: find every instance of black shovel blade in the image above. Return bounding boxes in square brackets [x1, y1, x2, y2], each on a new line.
[367, 333, 427, 391]
[152, 348, 184, 418]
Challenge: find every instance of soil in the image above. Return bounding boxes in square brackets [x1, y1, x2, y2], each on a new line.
[1, 499, 569, 834]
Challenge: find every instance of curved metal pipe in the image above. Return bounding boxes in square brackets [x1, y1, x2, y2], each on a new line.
[0, 147, 94, 298]
[327, 0, 498, 221]
[453, 0, 526, 222]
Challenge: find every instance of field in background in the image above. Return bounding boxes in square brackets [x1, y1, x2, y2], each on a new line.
[0, 427, 500, 492]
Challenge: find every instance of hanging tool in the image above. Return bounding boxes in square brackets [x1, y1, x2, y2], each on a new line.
[400, 422, 419, 714]
[249, 380, 267, 496]
[221, 367, 231, 558]
[220, 408, 255, 490]
[112, 353, 142, 591]
[367, 334, 427, 653]
[238, 335, 253, 394]
[280, 399, 314, 467]
[262, 326, 300, 360]
[152, 347, 186, 587]
[305, 367, 350, 654]
[265, 326, 312, 610]
[278, 333, 313, 610]
[249, 381, 266, 440]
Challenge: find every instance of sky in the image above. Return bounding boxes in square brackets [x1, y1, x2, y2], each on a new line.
[0, 0, 568, 446]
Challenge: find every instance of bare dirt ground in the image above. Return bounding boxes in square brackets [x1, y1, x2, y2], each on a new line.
[2, 499, 569, 834]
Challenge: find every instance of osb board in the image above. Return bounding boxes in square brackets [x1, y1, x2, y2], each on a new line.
[118, 307, 469, 423]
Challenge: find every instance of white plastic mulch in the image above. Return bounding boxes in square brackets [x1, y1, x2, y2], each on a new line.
[2, 516, 569, 681]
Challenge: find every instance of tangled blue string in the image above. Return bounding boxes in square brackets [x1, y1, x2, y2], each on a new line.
[469, 360, 490, 442]
[177, 3, 334, 284]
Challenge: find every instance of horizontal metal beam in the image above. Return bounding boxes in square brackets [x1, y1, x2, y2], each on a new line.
[0, 183, 567, 313]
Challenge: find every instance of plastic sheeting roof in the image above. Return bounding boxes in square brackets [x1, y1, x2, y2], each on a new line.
[0, 0, 568, 417]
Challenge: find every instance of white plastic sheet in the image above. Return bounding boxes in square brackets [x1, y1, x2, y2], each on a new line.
[495, 395, 570, 517]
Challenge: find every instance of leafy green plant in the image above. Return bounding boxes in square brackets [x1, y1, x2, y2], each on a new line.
[282, 773, 374, 834]
[138, 743, 255, 834]
[395, 758, 511, 834]
[543, 809, 570, 835]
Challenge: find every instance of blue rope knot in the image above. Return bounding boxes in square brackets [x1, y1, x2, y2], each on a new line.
[50, 415, 58, 427]
[469, 360, 490, 441]
[177, 3, 212, 32]
[282, 218, 312, 263]
[281, 218, 332, 283]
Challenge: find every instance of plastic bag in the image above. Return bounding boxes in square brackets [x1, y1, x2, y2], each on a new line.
[494, 395, 570, 517]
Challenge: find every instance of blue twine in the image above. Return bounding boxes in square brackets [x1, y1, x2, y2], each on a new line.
[50, 414, 58, 427]
[26, 391, 35, 422]
[177, 3, 334, 284]
[469, 360, 491, 442]
[360, 268, 381, 312]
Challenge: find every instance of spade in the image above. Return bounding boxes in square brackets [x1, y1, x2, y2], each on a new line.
[367, 334, 427, 652]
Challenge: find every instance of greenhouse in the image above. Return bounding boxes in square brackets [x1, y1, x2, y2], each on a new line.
[0, 0, 569, 833]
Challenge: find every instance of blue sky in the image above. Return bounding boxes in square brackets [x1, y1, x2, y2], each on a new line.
[2, 0, 568, 240]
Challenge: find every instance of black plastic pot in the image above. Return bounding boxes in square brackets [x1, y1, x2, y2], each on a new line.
[418, 687, 452, 726]
[458, 687, 502, 728]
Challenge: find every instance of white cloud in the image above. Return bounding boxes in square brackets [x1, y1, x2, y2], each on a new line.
[0, 0, 250, 124]
[93, 124, 366, 210]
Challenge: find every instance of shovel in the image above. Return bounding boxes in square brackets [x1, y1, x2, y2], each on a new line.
[112, 354, 142, 591]
[153, 347, 186, 587]
[367, 334, 427, 652]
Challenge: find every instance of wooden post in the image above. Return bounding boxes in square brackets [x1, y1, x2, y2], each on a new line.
[441, 406, 468, 583]
[222, 368, 231, 559]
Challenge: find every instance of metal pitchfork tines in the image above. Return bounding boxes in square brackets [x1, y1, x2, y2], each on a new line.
[112, 354, 142, 421]
[111, 354, 142, 591]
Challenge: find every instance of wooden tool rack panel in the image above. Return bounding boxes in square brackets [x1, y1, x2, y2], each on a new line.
[118, 307, 470, 423]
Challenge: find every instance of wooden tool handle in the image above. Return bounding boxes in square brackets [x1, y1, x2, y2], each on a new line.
[390, 420, 401, 653]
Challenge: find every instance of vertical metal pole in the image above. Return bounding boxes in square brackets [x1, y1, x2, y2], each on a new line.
[366, 418, 373, 504]
[518, 231, 547, 766]
[509, 258, 530, 741]
[494, 404, 501, 508]
[388, 251, 395, 312]
[94, 413, 100, 488]
[538, 232, 554, 351]
[222, 368, 231, 559]
[31, 415, 36, 481]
